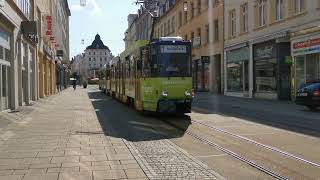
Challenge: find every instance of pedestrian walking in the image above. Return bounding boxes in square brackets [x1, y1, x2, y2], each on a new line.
[72, 79, 77, 90]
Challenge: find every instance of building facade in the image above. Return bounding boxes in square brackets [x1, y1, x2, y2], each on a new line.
[0, 0, 38, 110]
[71, 53, 85, 77]
[154, 0, 224, 93]
[0, 0, 70, 111]
[224, 0, 320, 100]
[124, 14, 138, 49]
[84, 34, 112, 78]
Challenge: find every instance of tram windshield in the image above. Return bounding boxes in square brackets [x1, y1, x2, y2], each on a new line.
[158, 45, 191, 77]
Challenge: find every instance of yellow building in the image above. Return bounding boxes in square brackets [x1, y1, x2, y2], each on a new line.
[34, 0, 70, 98]
[154, 0, 224, 93]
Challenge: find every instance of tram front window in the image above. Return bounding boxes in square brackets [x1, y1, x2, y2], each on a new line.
[158, 53, 191, 77]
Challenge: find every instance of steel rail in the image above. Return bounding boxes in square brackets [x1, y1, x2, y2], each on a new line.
[185, 130, 289, 180]
[163, 120, 289, 180]
[192, 120, 320, 168]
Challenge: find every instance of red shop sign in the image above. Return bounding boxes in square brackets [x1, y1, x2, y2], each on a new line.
[293, 37, 320, 49]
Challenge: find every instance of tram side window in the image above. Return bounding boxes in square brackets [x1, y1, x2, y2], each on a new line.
[126, 56, 130, 78]
[150, 46, 158, 77]
[141, 47, 151, 78]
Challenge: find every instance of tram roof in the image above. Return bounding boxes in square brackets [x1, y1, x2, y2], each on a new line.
[121, 40, 149, 58]
[151, 37, 191, 45]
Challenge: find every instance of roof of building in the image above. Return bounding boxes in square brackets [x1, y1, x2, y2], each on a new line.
[86, 34, 110, 51]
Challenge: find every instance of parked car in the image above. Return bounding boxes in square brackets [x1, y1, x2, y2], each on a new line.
[296, 81, 320, 111]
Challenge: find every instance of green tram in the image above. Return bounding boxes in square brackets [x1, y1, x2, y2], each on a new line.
[100, 37, 193, 113]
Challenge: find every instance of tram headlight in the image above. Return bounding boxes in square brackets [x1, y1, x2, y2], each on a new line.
[162, 91, 168, 97]
[185, 90, 192, 97]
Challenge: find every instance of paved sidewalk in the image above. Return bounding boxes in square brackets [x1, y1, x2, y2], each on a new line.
[0, 88, 147, 180]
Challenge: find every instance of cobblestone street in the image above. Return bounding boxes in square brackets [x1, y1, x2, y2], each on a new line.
[0, 87, 224, 180]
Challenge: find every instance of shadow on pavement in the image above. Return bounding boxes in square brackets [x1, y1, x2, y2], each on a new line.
[87, 90, 191, 142]
[192, 102, 320, 138]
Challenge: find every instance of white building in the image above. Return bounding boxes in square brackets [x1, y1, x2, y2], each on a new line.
[84, 34, 112, 78]
[71, 54, 85, 76]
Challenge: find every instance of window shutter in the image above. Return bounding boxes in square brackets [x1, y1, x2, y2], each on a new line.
[269, 0, 276, 23]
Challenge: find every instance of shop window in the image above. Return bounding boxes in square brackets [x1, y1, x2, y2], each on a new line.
[197, 62, 202, 90]
[2, 65, 9, 110]
[227, 62, 244, 92]
[295, 56, 305, 90]
[306, 54, 320, 82]
[204, 62, 210, 90]
[255, 59, 277, 93]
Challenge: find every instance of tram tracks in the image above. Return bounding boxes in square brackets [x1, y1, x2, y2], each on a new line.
[162, 117, 320, 179]
[192, 120, 320, 169]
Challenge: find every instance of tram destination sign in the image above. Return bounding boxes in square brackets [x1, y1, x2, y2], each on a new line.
[160, 45, 187, 53]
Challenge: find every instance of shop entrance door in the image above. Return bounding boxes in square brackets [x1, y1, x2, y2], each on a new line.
[0, 27, 11, 111]
[1, 65, 9, 111]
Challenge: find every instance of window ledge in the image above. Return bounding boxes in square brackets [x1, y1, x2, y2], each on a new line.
[287, 11, 307, 20]
[227, 36, 237, 40]
[254, 25, 267, 31]
[269, 19, 285, 26]
[239, 31, 249, 36]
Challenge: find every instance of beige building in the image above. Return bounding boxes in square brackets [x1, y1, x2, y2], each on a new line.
[154, 0, 224, 93]
[35, 0, 70, 95]
[224, 0, 320, 100]
[0, 0, 70, 112]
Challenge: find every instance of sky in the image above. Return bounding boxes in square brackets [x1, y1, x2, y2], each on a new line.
[69, 0, 139, 59]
